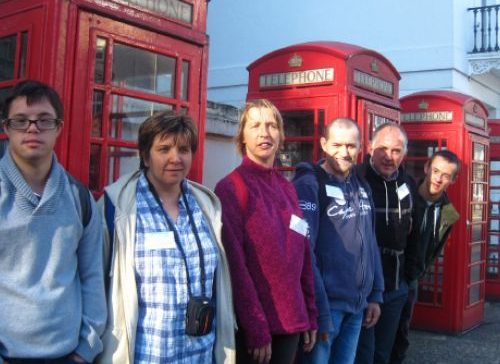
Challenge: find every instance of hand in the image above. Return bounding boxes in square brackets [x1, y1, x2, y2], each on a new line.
[249, 342, 272, 364]
[302, 329, 317, 352]
[363, 302, 381, 328]
[68, 353, 87, 364]
[318, 331, 329, 342]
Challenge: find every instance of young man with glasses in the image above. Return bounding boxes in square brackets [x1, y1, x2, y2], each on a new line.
[0, 80, 106, 364]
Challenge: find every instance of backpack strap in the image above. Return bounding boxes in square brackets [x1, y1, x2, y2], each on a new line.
[229, 170, 248, 212]
[66, 172, 92, 228]
[104, 191, 115, 244]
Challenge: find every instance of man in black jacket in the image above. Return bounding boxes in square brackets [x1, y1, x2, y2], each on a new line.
[356, 123, 419, 364]
[390, 150, 460, 363]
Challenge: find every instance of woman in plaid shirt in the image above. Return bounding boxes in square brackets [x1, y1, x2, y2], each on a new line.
[98, 112, 236, 364]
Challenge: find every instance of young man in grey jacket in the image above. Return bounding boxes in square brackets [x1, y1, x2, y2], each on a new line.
[0, 80, 106, 364]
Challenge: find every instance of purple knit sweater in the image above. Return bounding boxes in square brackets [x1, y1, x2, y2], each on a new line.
[215, 157, 318, 349]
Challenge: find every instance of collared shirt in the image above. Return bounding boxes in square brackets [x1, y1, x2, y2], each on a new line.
[134, 173, 218, 363]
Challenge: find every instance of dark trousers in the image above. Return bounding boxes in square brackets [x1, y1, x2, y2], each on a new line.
[390, 287, 418, 364]
[356, 280, 409, 364]
[236, 331, 300, 364]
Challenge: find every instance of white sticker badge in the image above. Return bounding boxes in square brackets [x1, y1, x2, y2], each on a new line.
[144, 231, 176, 250]
[289, 214, 309, 237]
[326, 185, 344, 199]
[397, 183, 410, 201]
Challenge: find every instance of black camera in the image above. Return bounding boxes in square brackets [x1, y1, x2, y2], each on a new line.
[185, 296, 215, 336]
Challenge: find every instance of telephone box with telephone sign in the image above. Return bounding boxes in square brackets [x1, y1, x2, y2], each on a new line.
[486, 119, 500, 300]
[400, 90, 489, 333]
[0, 0, 209, 194]
[246, 41, 401, 178]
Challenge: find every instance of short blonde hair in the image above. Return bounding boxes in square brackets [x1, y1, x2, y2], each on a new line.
[235, 99, 285, 155]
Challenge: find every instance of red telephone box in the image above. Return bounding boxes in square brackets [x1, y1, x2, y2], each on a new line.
[0, 0, 208, 193]
[400, 90, 489, 332]
[246, 41, 401, 177]
[486, 119, 500, 300]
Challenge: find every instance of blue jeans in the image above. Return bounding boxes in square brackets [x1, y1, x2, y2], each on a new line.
[300, 308, 364, 364]
[355, 280, 409, 364]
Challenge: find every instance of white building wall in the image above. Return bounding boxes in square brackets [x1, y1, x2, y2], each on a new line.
[203, 0, 500, 185]
[207, 0, 500, 109]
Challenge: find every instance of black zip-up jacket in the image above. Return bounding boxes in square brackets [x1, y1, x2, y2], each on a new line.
[359, 156, 419, 292]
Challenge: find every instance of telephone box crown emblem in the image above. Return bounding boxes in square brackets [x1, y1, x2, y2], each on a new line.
[370, 60, 379, 73]
[288, 54, 303, 68]
[418, 100, 429, 110]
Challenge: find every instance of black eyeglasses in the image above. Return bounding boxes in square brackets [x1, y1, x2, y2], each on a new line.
[4, 118, 61, 131]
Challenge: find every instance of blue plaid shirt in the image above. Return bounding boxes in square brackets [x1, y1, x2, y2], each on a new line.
[134, 173, 218, 363]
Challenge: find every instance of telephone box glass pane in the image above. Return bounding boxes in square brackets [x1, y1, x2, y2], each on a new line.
[405, 160, 426, 182]
[112, 43, 176, 97]
[95, 38, 107, 84]
[491, 219, 500, 231]
[282, 111, 314, 136]
[472, 204, 483, 221]
[280, 141, 313, 167]
[0, 35, 16, 81]
[181, 60, 189, 101]
[490, 235, 499, 245]
[491, 189, 500, 202]
[471, 244, 482, 263]
[1, 87, 13, 134]
[89, 144, 101, 192]
[19, 32, 28, 79]
[487, 252, 499, 278]
[491, 161, 500, 171]
[469, 285, 480, 304]
[92, 91, 104, 137]
[490, 203, 499, 216]
[490, 175, 500, 187]
[110, 95, 172, 141]
[473, 163, 486, 182]
[474, 143, 485, 161]
[472, 184, 484, 201]
[107, 146, 140, 184]
[470, 264, 481, 282]
[407, 140, 438, 158]
[472, 224, 483, 241]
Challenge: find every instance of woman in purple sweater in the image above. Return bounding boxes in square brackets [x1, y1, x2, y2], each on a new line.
[215, 99, 318, 364]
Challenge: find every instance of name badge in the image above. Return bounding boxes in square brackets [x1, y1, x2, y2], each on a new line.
[144, 231, 176, 250]
[397, 183, 410, 200]
[359, 187, 369, 199]
[326, 185, 345, 200]
[289, 214, 309, 237]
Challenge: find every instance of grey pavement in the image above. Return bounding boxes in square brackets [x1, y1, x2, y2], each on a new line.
[405, 301, 500, 364]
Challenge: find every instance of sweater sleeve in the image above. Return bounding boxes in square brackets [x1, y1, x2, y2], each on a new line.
[214, 177, 271, 350]
[300, 235, 319, 330]
[293, 173, 333, 334]
[74, 194, 108, 362]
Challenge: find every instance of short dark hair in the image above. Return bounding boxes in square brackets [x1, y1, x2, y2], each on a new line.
[428, 149, 461, 178]
[138, 110, 198, 170]
[2, 80, 64, 119]
[323, 117, 360, 146]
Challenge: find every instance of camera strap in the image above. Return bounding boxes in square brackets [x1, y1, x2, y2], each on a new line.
[145, 176, 208, 298]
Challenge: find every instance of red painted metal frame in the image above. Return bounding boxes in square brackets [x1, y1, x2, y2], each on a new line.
[401, 90, 489, 333]
[486, 119, 500, 300]
[0, 0, 209, 193]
